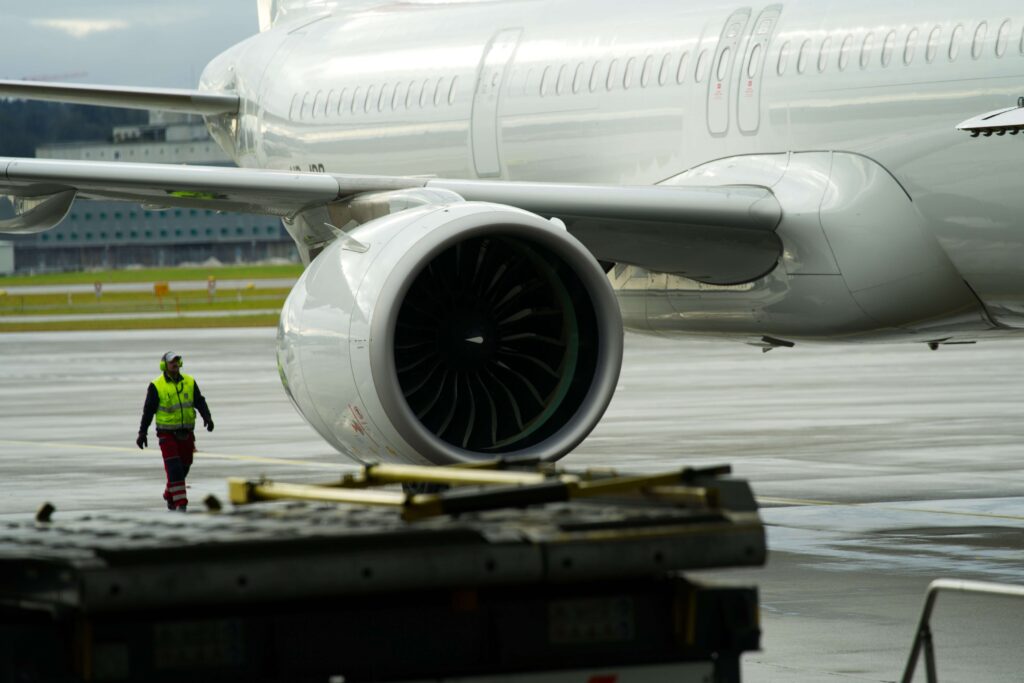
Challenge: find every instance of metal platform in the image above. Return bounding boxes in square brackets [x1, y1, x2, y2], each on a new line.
[0, 463, 765, 683]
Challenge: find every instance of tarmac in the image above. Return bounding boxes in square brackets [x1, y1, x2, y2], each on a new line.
[1, 327, 1023, 682]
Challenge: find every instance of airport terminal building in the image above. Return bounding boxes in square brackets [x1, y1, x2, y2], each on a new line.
[6, 113, 296, 273]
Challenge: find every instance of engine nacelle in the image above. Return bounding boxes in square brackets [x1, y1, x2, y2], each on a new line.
[277, 201, 623, 465]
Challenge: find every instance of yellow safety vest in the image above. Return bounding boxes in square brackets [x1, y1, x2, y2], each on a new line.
[153, 373, 197, 431]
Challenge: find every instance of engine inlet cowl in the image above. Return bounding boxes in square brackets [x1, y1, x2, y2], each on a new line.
[278, 201, 623, 466]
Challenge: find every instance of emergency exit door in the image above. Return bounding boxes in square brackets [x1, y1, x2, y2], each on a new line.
[706, 8, 751, 136]
[471, 29, 522, 178]
[737, 5, 782, 134]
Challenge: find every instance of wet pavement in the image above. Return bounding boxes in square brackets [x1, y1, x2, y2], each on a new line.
[1, 328, 1022, 681]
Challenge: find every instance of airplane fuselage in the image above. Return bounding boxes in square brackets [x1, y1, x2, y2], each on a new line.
[203, 0, 1024, 343]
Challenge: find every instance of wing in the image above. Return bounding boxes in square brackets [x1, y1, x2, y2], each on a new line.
[0, 156, 782, 284]
[0, 80, 238, 115]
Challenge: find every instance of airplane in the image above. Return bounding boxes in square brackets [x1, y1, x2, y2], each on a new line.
[1, 0, 1022, 466]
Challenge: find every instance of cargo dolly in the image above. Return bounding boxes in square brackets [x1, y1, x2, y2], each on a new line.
[0, 462, 766, 683]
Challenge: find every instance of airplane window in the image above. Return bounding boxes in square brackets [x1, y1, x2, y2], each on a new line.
[419, 79, 430, 107]
[695, 49, 709, 82]
[817, 37, 832, 72]
[861, 33, 874, 68]
[796, 39, 810, 74]
[392, 82, 403, 110]
[716, 47, 731, 80]
[405, 82, 416, 109]
[572, 63, 585, 93]
[364, 85, 377, 113]
[838, 35, 852, 71]
[589, 61, 603, 92]
[676, 51, 690, 83]
[623, 57, 636, 89]
[904, 28, 919, 65]
[949, 24, 964, 61]
[1020, 25, 1024, 54]
[556, 64, 568, 95]
[300, 91, 312, 120]
[311, 90, 323, 119]
[659, 53, 672, 85]
[747, 43, 762, 78]
[926, 26, 942, 63]
[378, 84, 390, 112]
[325, 90, 336, 117]
[972, 21, 988, 59]
[996, 19, 1011, 57]
[448, 76, 458, 105]
[540, 66, 552, 96]
[776, 41, 790, 75]
[288, 94, 298, 121]
[641, 55, 654, 87]
[433, 77, 445, 106]
[881, 30, 896, 67]
[606, 59, 619, 90]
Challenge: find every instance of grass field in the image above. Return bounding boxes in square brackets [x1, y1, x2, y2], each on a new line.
[0, 263, 303, 287]
[0, 277, 292, 332]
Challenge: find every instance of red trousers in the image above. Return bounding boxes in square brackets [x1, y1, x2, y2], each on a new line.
[157, 430, 194, 509]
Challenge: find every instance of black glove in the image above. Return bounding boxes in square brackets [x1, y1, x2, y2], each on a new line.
[204, 418, 214, 432]
[136, 432, 147, 449]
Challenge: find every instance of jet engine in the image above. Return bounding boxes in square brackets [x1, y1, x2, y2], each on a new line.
[277, 201, 623, 465]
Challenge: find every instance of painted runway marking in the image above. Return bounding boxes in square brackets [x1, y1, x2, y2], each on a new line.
[757, 496, 1024, 522]
[0, 438, 342, 470]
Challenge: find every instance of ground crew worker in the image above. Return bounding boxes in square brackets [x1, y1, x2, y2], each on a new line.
[137, 351, 214, 511]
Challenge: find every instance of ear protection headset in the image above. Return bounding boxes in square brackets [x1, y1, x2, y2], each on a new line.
[159, 352, 184, 372]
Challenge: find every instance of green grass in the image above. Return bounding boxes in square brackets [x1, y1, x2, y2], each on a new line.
[0, 288, 291, 317]
[0, 264, 303, 287]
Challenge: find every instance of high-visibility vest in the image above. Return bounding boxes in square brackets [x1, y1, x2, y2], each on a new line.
[153, 373, 197, 430]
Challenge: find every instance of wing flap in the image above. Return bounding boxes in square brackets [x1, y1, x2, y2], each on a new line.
[0, 80, 239, 116]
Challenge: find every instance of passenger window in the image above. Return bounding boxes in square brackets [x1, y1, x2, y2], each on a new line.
[540, 66, 552, 96]
[796, 39, 810, 74]
[996, 20, 1011, 57]
[311, 90, 322, 119]
[904, 28, 919, 65]
[364, 84, 376, 113]
[881, 30, 896, 67]
[695, 49, 709, 82]
[641, 55, 654, 87]
[716, 47, 732, 80]
[776, 41, 790, 75]
[589, 61, 603, 92]
[623, 57, 636, 89]
[606, 59, 620, 90]
[676, 51, 690, 83]
[658, 53, 672, 86]
[572, 63, 585, 93]
[404, 82, 417, 109]
[300, 91, 312, 120]
[448, 76, 458, 105]
[556, 64, 568, 95]
[288, 94, 298, 121]
[378, 84, 389, 112]
[433, 77, 445, 106]
[746, 43, 762, 78]
[1020, 25, 1024, 54]
[972, 22, 988, 59]
[926, 26, 942, 63]
[817, 37, 832, 72]
[392, 82, 403, 110]
[861, 33, 874, 68]
[950, 24, 964, 61]
[838, 35, 853, 71]
[419, 78, 430, 107]
[325, 90, 337, 117]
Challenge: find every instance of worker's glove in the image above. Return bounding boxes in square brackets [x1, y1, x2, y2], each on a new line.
[136, 432, 147, 449]
[204, 418, 214, 433]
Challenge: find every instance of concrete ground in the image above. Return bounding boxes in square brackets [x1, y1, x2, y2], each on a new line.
[2, 328, 1023, 681]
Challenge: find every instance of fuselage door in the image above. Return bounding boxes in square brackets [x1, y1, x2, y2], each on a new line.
[737, 5, 782, 134]
[707, 8, 751, 136]
[471, 28, 522, 178]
